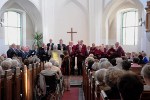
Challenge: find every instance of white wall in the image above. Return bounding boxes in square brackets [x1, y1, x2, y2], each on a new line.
[42, 0, 88, 45]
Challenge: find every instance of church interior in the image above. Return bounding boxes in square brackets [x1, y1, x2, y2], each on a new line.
[0, 0, 150, 100]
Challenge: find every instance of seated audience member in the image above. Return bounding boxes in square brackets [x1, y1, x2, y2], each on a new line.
[39, 62, 59, 96]
[1, 54, 6, 59]
[99, 61, 113, 69]
[11, 59, 20, 73]
[104, 67, 123, 99]
[131, 57, 142, 67]
[87, 60, 94, 70]
[117, 72, 143, 100]
[1, 60, 12, 75]
[53, 61, 59, 67]
[94, 68, 110, 91]
[141, 64, 150, 85]
[0, 56, 4, 65]
[92, 59, 100, 71]
[115, 58, 123, 69]
[85, 55, 94, 66]
[24, 59, 30, 66]
[0, 66, 3, 75]
[99, 58, 108, 63]
[138, 52, 143, 64]
[41, 62, 59, 77]
[49, 58, 62, 77]
[142, 52, 149, 64]
[31, 56, 40, 63]
[110, 58, 116, 66]
[122, 60, 131, 72]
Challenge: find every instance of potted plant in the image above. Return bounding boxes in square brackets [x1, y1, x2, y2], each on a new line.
[33, 32, 43, 48]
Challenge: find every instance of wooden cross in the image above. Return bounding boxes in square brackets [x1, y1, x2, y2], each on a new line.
[67, 28, 77, 41]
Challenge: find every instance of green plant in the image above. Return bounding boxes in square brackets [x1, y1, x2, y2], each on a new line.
[33, 32, 43, 47]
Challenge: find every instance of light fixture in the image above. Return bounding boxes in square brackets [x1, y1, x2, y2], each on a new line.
[0, 18, 4, 27]
[139, 18, 145, 26]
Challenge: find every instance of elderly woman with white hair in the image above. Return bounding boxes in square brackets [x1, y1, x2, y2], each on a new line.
[114, 57, 123, 69]
[11, 59, 20, 73]
[49, 58, 62, 77]
[104, 67, 123, 99]
[141, 64, 150, 86]
[1, 60, 12, 75]
[99, 61, 113, 69]
[94, 68, 110, 91]
[41, 62, 58, 76]
[92, 60, 100, 71]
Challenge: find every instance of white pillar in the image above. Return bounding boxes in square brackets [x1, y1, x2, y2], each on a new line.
[41, 0, 55, 44]
[88, 0, 103, 45]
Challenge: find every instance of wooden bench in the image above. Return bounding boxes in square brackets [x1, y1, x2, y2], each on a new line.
[12, 67, 21, 100]
[95, 81, 101, 100]
[141, 85, 150, 100]
[3, 69, 13, 100]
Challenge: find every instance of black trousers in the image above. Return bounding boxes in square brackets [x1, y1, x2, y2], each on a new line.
[77, 61, 83, 75]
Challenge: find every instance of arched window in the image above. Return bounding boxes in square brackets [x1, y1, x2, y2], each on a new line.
[4, 11, 22, 45]
[117, 9, 138, 45]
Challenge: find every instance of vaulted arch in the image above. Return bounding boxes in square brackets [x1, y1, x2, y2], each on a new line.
[0, 0, 42, 32]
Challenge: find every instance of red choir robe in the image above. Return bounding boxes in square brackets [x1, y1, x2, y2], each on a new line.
[89, 47, 96, 55]
[95, 48, 103, 59]
[107, 47, 116, 60]
[115, 46, 125, 57]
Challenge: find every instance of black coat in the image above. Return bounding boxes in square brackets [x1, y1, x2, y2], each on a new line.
[7, 48, 17, 58]
[57, 44, 66, 51]
[47, 43, 54, 51]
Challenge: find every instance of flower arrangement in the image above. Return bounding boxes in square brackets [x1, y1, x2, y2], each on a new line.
[33, 32, 43, 48]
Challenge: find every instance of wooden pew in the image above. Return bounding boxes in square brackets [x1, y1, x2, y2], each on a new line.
[21, 65, 27, 100]
[90, 75, 95, 100]
[85, 67, 88, 100]
[95, 81, 101, 100]
[12, 67, 21, 100]
[40, 62, 44, 70]
[87, 69, 91, 100]
[82, 65, 86, 96]
[3, 69, 13, 100]
[27, 64, 33, 100]
[32, 63, 36, 88]
[141, 85, 150, 100]
[21, 65, 33, 100]
[36, 63, 40, 75]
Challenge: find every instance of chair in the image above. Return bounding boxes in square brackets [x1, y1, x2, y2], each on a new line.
[42, 73, 60, 100]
